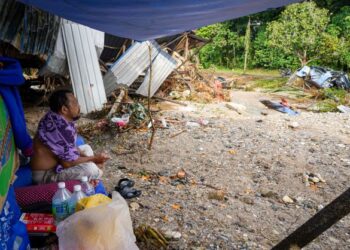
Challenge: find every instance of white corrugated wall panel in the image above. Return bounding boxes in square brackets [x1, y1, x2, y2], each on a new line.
[62, 23, 107, 114]
[103, 41, 160, 96]
[136, 49, 177, 97]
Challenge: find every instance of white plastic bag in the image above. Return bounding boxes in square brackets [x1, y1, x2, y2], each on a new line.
[57, 192, 138, 250]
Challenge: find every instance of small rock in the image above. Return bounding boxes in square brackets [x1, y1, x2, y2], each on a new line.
[261, 111, 268, 116]
[130, 202, 140, 211]
[317, 204, 324, 211]
[272, 230, 280, 235]
[288, 122, 299, 129]
[302, 174, 310, 186]
[315, 173, 326, 183]
[242, 233, 249, 241]
[240, 196, 255, 205]
[260, 189, 278, 198]
[282, 195, 294, 204]
[256, 119, 263, 123]
[165, 231, 182, 240]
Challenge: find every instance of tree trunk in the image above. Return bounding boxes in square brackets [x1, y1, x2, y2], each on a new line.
[243, 17, 251, 73]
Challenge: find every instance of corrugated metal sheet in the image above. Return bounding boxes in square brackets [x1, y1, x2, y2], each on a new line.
[136, 50, 177, 97]
[0, 0, 60, 57]
[103, 41, 160, 96]
[62, 23, 107, 114]
[40, 19, 104, 77]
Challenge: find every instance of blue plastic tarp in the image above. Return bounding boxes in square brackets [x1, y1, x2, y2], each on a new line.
[20, 0, 299, 40]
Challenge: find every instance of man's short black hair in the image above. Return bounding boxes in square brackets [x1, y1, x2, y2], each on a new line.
[49, 89, 73, 113]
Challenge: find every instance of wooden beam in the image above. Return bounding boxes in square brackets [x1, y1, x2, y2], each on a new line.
[272, 187, 350, 250]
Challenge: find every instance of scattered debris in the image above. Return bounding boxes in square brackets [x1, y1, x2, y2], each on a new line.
[303, 172, 326, 187]
[295, 66, 350, 90]
[135, 225, 168, 248]
[228, 149, 236, 155]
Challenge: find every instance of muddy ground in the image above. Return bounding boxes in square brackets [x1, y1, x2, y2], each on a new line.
[25, 89, 350, 250]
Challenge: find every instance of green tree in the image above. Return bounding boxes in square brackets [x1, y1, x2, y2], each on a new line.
[267, 1, 330, 66]
[253, 29, 299, 69]
[330, 6, 350, 69]
[197, 22, 243, 68]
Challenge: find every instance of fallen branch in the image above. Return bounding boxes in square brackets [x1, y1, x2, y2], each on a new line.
[169, 129, 187, 138]
[107, 89, 126, 118]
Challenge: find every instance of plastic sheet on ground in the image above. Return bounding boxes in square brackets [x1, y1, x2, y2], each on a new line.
[260, 100, 299, 116]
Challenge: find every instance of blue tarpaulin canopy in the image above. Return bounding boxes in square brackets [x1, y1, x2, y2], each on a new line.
[20, 0, 299, 40]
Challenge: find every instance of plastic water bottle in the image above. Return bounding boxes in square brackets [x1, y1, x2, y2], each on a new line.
[81, 176, 95, 196]
[52, 182, 72, 224]
[68, 185, 86, 215]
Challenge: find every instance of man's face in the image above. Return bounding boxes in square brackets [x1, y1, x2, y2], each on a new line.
[65, 93, 81, 121]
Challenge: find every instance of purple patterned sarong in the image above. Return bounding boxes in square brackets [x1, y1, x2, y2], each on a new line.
[37, 111, 79, 163]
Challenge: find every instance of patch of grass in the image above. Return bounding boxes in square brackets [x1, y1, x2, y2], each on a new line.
[203, 67, 280, 77]
[231, 68, 280, 77]
[266, 86, 313, 99]
[318, 88, 349, 104]
[253, 78, 286, 90]
[312, 100, 339, 113]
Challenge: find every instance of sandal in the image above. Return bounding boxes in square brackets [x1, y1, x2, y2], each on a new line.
[118, 186, 142, 199]
[115, 178, 135, 192]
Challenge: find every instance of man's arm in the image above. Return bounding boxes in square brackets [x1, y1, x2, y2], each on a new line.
[60, 153, 110, 169]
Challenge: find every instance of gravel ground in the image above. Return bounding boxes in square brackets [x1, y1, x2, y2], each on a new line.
[25, 90, 350, 249]
[83, 91, 350, 250]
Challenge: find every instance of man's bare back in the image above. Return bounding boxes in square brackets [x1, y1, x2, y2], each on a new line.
[30, 136, 58, 171]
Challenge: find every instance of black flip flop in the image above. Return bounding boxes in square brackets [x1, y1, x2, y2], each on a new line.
[115, 178, 135, 192]
[118, 186, 142, 199]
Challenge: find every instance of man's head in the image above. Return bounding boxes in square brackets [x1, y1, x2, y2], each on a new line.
[49, 90, 81, 121]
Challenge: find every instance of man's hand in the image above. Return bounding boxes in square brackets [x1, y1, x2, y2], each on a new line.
[93, 152, 110, 165]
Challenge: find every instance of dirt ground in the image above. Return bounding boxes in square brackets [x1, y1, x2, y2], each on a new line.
[25, 89, 350, 250]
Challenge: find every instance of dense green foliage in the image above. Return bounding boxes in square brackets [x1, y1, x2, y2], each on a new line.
[197, 0, 350, 71]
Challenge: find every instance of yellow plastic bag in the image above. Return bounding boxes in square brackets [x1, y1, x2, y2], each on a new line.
[76, 194, 111, 211]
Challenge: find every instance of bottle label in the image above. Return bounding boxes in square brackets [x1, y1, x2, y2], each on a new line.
[53, 201, 69, 221]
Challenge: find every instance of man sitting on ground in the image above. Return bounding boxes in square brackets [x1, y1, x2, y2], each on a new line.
[31, 89, 109, 184]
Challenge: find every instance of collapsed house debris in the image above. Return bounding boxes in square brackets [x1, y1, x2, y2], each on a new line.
[292, 66, 350, 90]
